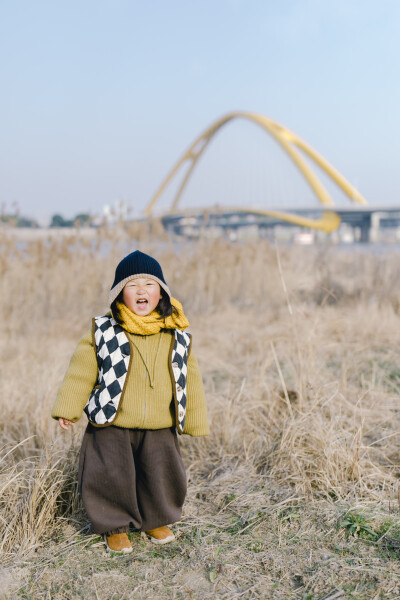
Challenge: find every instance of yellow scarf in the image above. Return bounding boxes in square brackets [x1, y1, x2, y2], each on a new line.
[115, 298, 189, 335]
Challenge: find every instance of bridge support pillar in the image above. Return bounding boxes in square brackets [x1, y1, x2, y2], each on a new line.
[359, 216, 371, 243]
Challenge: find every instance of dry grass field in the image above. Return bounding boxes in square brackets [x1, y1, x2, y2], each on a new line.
[2, 223, 400, 599]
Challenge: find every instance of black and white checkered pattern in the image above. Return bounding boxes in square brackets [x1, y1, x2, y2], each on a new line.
[171, 330, 191, 434]
[84, 316, 191, 431]
[84, 316, 130, 425]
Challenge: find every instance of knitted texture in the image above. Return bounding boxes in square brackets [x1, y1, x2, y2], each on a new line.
[109, 251, 171, 305]
[115, 299, 189, 335]
[52, 330, 209, 436]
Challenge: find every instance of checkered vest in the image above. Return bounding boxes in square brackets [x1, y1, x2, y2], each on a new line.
[170, 329, 192, 434]
[84, 315, 191, 433]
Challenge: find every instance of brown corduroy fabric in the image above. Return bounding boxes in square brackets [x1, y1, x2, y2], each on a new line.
[78, 425, 187, 535]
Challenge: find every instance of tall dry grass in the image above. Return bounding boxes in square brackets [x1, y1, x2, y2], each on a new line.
[1, 223, 400, 567]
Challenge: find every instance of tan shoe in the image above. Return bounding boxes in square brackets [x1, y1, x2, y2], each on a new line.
[144, 526, 175, 545]
[104, 532, 133, 554]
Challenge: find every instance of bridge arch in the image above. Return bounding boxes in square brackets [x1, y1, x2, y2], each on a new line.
[146, 111, 366, 232]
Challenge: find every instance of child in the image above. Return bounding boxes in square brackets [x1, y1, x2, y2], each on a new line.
[52, 250, 209, 554]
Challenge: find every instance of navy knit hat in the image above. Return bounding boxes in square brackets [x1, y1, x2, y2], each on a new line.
[108, 250, 171, 306]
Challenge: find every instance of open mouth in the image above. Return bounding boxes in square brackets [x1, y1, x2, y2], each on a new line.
[136, 299, 148, 305]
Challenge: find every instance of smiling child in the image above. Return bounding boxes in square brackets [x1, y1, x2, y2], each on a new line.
[52, 250, 209, 554]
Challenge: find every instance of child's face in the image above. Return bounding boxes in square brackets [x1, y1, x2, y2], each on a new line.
[122, 277, 162, 316]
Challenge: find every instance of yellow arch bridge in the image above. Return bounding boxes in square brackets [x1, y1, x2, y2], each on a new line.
[146, 111, 367, 233]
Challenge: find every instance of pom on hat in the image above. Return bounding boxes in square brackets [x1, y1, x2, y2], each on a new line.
[109, 250, 171, 306]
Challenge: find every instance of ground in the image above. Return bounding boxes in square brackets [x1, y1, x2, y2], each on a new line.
[2, 230, 400, 599]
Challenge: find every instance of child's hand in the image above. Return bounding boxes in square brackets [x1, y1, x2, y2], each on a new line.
[59, 418, 75, 430]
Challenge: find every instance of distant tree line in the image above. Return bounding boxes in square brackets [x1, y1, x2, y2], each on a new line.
[50, 213, 92, 227]
[1, 213, 39, 228]
[0, 211, 93, 228]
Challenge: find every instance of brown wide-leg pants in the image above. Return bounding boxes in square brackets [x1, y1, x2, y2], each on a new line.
[78, 424, 187, 535]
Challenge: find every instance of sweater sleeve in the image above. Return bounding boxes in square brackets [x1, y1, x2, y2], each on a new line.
[183, 346, 210, 437]
[51, 329, 98, 422]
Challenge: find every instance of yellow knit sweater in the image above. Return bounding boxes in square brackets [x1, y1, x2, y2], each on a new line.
[52, 329, 209, 436]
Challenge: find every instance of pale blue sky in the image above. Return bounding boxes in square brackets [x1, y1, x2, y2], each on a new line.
[1, 0, 400, 221]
